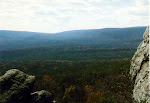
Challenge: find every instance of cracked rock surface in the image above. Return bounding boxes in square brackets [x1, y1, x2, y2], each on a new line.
[130, 26, 149, 103]
[0, 69, 53, 103]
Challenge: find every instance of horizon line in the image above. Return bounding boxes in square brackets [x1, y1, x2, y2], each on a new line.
[0, 25, 147, 34]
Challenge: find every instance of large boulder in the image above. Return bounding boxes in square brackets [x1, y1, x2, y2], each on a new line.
[130, 26, 149, 103]
[0, 69, 53, 103]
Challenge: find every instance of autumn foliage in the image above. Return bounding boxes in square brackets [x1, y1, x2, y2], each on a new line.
[87, 92, 104, 103]
[43, 75, 52, 82]
[85, 85, 92, 93]
[0, 60, 134, 103]
[62, 85, 75, 102]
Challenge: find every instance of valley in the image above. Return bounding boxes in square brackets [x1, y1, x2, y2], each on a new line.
[0, 26, 146, 103]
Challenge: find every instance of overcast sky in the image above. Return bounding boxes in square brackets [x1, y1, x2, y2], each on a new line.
[0, 0, 149, 33]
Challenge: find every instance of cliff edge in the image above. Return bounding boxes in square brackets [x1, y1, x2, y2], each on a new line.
[130, 26, 149, 103]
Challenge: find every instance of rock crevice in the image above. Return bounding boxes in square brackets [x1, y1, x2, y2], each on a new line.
[130, 26, 149, 103]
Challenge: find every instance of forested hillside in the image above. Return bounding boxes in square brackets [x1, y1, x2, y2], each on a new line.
[0, 26, 146, 103]
[0, 26, 146, 50]
[0, 26, 146, 61]
[0, 45, 135, 61]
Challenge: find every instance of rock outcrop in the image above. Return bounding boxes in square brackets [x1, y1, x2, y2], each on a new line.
[130, 26, 149, 103]
[0, 69, 53, 103]
[30, 90, 53, 103]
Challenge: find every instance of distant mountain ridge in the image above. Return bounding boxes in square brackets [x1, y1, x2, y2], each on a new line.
[0, 26, 146, 50]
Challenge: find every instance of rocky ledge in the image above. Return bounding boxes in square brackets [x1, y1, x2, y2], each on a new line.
[130, 26, 149, 103]
[0, 69, 53, 103]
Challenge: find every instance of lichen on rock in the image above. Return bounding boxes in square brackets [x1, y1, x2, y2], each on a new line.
[0, 69, 53, 103]
[130, 26, 149, 103]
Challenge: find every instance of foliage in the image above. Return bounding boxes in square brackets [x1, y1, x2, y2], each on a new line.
[0, 26, 144, 103]
[0, 60, 134, 103]
[0, 46, 135, 61]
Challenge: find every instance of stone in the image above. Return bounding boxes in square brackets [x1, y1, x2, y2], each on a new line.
[30, 90, 53, 103]
[0, 69, 54, 103]
[0, 69, 35, 103]
[130, 26, 149, 103]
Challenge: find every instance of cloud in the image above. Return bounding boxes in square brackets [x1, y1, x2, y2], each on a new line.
[0, 0, 148, 33]
[135, 0, 149, 6]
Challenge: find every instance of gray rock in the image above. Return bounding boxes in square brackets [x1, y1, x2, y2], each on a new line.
[30, 90, 53, 103]
[130, 26, 149, 103]
[0, 69, 54, 103]
[0, 69, 35, 103]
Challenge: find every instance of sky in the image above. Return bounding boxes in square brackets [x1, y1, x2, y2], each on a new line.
[0, 0, 149, 33]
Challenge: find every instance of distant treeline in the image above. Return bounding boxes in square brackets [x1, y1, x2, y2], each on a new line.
[0, 45, 136, 61]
